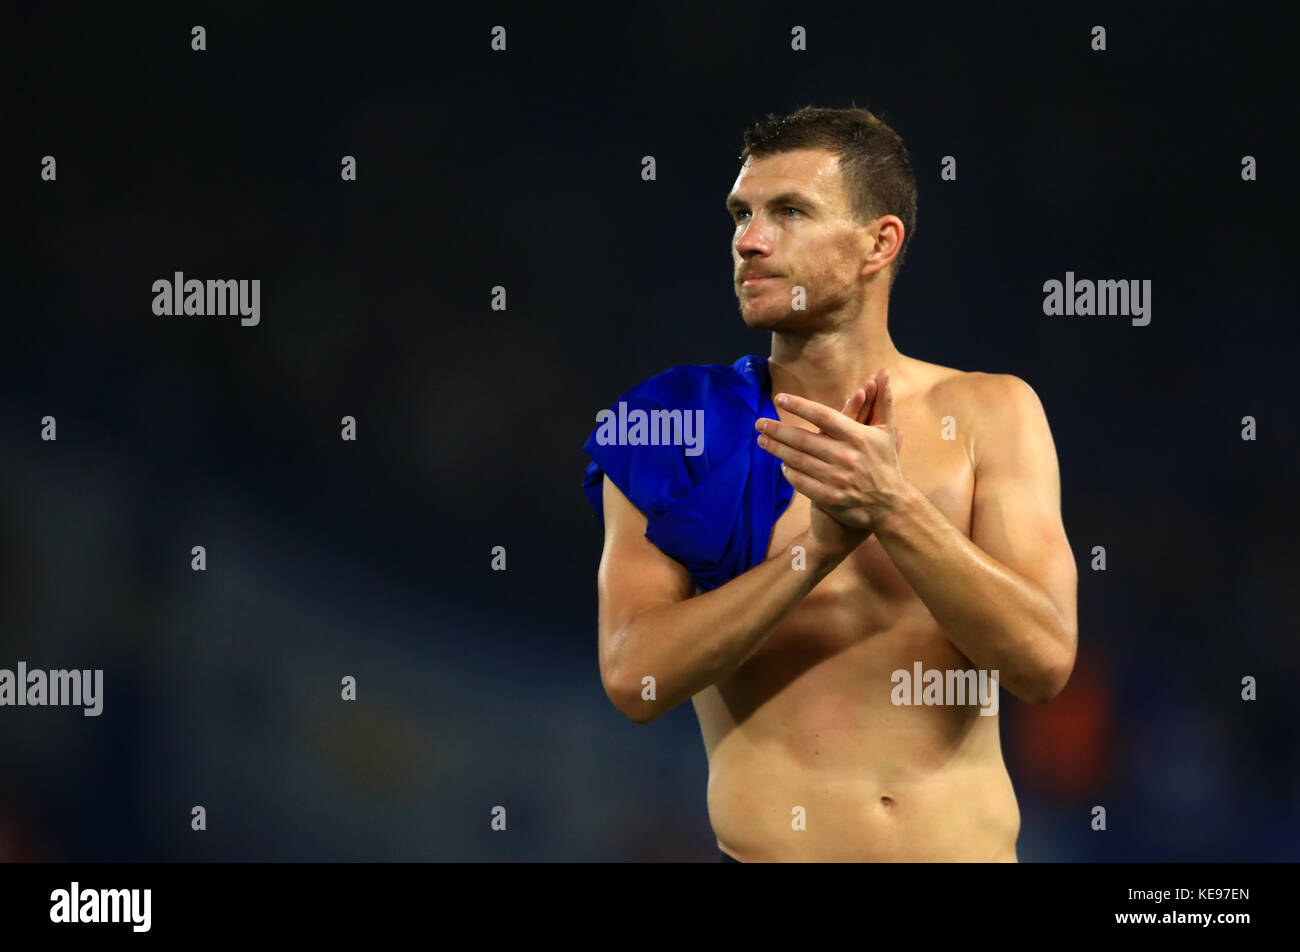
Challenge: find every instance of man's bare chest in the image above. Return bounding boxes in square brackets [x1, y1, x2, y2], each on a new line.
[762, 396, 976, 597]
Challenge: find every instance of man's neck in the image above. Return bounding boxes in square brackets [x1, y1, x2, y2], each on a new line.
[767, 322, 903, 412]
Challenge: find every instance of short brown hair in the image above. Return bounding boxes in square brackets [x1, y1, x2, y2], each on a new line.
[739, 104, 918, 285]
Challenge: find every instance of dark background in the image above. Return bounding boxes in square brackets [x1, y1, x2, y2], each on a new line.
[2, 2, 1296, 861]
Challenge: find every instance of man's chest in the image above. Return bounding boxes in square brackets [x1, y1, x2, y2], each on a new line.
[762, 397, 977, 595]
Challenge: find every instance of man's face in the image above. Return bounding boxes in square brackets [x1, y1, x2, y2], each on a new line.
[726, 148, 871, 330]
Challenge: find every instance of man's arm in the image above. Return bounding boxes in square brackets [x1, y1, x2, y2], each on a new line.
[597, 474, 864, 723]
[871, 374, 1078, 703]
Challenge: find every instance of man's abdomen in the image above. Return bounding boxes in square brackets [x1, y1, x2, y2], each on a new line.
[705, 729, 1021, 861]
[694, 558, 1019, 861]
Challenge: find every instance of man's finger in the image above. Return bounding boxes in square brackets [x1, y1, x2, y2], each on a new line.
[868, 370, 893, 427]
[838, 388, 865, 429]
[759, 432, 840, 483]
[755, 418, 843, 465]
[773, 393, 857, 439]
[779, 462, 834, 506]
[856, 379, 878, 424]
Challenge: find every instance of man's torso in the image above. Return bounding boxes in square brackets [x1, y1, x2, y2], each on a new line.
[692, 358, 1020, 861]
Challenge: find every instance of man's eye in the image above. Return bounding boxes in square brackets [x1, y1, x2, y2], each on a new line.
[733, 208, 800, 222]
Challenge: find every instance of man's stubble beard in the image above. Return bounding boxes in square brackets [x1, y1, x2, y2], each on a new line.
[738, 291, 831, 334]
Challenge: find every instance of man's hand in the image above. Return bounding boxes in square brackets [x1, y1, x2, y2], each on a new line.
[801, 385, 876, 561]
[755, 369, 907, 536]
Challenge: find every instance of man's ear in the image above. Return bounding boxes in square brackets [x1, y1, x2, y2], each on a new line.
[864, 215, 904, 277]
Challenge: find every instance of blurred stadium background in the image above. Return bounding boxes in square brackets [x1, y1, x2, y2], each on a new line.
[3, 3, 1296, 860]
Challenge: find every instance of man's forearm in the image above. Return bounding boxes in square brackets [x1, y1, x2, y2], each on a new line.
[872, 483, 1073, 703]
[612, 529, 850, 722]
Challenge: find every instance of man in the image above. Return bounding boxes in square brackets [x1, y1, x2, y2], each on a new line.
[581, 105, 1077, 862]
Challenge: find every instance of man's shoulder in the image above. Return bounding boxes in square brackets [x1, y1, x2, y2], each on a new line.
[908, 361, 1047, 445]
[639, 355, 752, 383]
[914, 363, 1051, 473]
[913, 360, 1037, 413]
[611, 355, 762, 405]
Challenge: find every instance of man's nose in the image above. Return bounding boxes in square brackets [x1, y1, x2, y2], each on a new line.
[734, 218, 772, 255]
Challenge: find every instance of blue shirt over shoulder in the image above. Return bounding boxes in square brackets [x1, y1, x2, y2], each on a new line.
[581, 354, 794, 593]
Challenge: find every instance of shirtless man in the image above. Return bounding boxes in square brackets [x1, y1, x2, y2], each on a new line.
[587, 106, 1078, 862]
